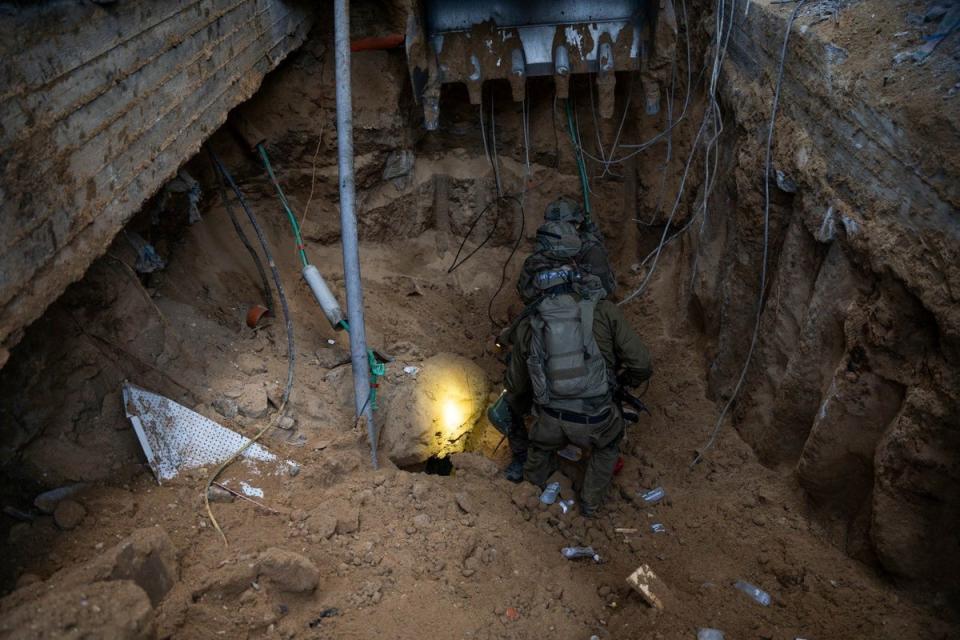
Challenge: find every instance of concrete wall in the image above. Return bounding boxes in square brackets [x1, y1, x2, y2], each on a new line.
[0, 0, 315, 366]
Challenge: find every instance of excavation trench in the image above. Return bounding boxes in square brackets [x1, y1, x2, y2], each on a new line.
[1, 1, 958, 638]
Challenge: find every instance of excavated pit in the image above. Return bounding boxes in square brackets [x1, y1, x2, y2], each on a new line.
[1, 1, 959, 638]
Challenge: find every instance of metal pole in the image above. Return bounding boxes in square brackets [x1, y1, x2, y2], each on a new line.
[334, 0, 377, 468]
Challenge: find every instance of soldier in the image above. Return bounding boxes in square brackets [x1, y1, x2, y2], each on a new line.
[494, 200, 616, 482]
[500, 222, 652, 514]
[516, 197, 616, 305]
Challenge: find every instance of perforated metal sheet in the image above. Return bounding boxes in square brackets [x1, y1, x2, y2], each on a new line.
[122, 383, 290, 484]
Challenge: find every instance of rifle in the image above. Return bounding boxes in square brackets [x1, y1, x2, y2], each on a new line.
[615, 386, 651, 424]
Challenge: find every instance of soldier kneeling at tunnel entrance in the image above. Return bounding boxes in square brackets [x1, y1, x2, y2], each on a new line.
[499, 223, 652, 516]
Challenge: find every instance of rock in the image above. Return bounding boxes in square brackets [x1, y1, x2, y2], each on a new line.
[335, 506, 361, 535]
[449, 452, 499, 477]
[206, 486, 234, 503]
[454, 492, 476, 514]
[21, 438, 107, 485]
[306, 512, 337, 539]
[277, 415, 296, 430]
[511, 483, 538, 508]
[380, 353, 490, 465]
[34, 483, 87, 514]
[412, 514, 431, 529]
[212, 397, 239, 419]
[192, 563, 258, 599]
[53, 499, 87, 530]
[2, 528, 178, 611]
[411, 481, 430, 501]
[237, 384, 269, 419]
[236, 353, 267, 375]
[315, 345, 351, 369]
[257, 548, 319, 593]
[0, 580, 154, 640]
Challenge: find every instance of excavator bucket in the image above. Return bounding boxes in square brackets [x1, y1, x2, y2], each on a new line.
[405, 0, 660, 128]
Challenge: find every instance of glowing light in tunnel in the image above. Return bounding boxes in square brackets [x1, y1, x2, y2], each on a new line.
[442, 398, 466, 432]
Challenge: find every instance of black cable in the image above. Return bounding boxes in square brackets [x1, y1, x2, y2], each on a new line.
[208, 149, 295, 409]
[209, 154, 275, 313]
[486, 194, 525, 328]
[447, 197, 505, 273]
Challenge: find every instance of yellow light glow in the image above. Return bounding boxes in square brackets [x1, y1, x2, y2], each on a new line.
[442, 398, 466, 431]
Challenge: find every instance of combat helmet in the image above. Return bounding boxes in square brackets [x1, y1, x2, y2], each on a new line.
[543, 197, 585, 225]
[535, 221, 582, 260]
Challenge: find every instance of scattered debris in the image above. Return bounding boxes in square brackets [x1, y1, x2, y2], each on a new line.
[34, 483, 87, 514]
[894, 3, 960, 64]
[122, 383, 295, 483]
[651, 523, 667, 534]
[206, 484, 235, 503]
[382, 149, 415, 182]
[540, 481, 561, 505]
[614, 527, 638, 534]
[240, 481, 265, 498]
[403, 365, 420, 375]
[308, 608, 341, 628]
[626, 564, 674, 611]
[698, 629, 725, 640]
[734, 580, 772, 606]
[124, 231, 166, 274]
[246, 304, 270, 328]
[504, 606, 520, 621]
[775, 170, 797, 193]
[558, 499, 575, 515]
[641, 487, 665, 504]
[562, 546, 601, 562]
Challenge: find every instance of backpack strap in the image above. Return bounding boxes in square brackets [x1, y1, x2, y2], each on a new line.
[579, 298, 596, 352]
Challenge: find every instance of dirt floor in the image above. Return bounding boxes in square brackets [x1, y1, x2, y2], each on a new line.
[1, 0, 959, 638]
[0, 202, 956, 639]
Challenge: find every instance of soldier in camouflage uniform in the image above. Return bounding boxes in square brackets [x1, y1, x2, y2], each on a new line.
[516, 197, 616, 305]
[499, 199, 616, 483]
[503, 222, 652, 514]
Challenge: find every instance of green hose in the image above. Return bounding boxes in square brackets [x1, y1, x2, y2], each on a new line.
[565, 99, 592, 223]
[259, 150, 385, 411]
[257, 144, 309, 268]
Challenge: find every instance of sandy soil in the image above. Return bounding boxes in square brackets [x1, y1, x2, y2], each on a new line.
[2, 184, 956, 638]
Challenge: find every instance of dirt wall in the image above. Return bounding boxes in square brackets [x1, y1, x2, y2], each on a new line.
[0, 0, 316, 367]
[678, 0, 960, 586]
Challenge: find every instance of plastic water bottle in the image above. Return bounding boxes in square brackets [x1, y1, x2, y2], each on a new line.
[733, 580, 771, 606]
[641, 487, 665, 504]
[561, 546, 600, 562]
[697, 629, 724, 640]
[540, 482, 561, 505]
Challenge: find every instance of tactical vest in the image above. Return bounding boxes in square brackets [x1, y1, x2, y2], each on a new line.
[526, 279, 610, 415]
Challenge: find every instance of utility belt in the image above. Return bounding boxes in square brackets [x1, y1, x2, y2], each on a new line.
[540, 406, 610, 425]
